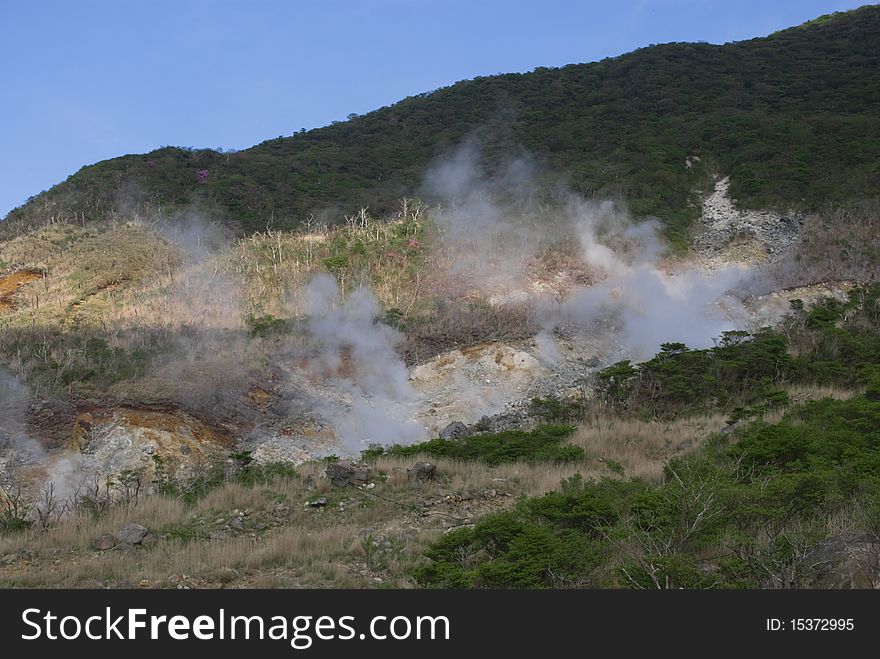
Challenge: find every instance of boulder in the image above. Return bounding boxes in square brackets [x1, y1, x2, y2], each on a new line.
[439, 421, 470, 440]
[325, 460, 373, 488]
[117, 522, 149, 545]
[408, 461, 437, 484]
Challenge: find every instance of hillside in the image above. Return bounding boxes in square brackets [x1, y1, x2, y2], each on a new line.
[2, 170, 879, 587]
[4, 6, 880, 246]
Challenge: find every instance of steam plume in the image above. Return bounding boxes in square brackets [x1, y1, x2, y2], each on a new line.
[302, 274, 424, 452]
[423, 143, 754, 360]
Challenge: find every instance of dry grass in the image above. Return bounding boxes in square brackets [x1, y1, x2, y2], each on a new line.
[785, 382, 860, 403]
[0, 408, 796, 588]
[217, 210, 429, 317]
[0, 496, 187, 555]
[0, 222, 179, 323]
[569, 412, 728, 481]
[1, 412, 719, 589]
[771, 199, 880, 288]
[0, 459, 445, 588]
[0, 269, 43, 312]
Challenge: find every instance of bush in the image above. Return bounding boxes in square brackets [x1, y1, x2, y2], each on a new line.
[529, 396, 586, 422]
[376, 425, 583, 466]
[246, 313, 288, 338]
[596, 330, 790, 418]
[0, 487, 33, 535]
[595, 286, 880, 418]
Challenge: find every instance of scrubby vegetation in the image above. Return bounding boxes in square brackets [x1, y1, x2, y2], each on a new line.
[4, 7, 879, 246]
[772, 198, 880, 287]
[0, 420, 692, 588]
[595, 284, 880, 420]
[596, 331, 790, 420]
[415, 390, 880, 589]
[363, 425, 583, 466]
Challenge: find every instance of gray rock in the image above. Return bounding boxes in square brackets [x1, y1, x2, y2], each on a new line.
[93, 534, 116, 551]
[227, 516, 244, 531]
[407, 461, 437, 484]
[117, 522, 148, 545]
[471, 411, 527, 434]
[439, 421, 470, 440]
[325, 460, 373, 488]
[720, 420, 745, 436]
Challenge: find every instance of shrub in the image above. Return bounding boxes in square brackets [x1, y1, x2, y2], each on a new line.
[246, 313, 288, 338]
[377, 425, 583, 466]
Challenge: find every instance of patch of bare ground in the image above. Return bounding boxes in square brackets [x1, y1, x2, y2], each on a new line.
[0, 270, 42, 312]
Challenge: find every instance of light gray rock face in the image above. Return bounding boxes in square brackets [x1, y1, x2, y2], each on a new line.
[117, 522, 149, 545]
[694, 176, 803, 258]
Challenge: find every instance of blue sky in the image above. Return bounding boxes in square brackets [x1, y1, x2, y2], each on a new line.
[0, 0, 870, 218]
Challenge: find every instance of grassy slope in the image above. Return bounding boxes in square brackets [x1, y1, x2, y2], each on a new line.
[4, 6, 879, 245]
[0, 412, 726, 588]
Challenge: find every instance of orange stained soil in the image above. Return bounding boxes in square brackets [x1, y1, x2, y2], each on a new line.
[246, 386, 273, 408]
[0, 270, 41, 311]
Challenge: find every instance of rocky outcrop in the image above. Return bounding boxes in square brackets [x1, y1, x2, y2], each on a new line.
[439, 422, 469, 440]
[20, 401, 234, 501]
[694, 176, 803, 265]
[93, 534, 116, 551]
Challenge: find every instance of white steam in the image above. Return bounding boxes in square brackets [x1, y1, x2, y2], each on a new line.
[424, 142, 754, 361]
[0, 367, 36, 457]
[303, 274, 424, 452]
[0, 367, 85, 506]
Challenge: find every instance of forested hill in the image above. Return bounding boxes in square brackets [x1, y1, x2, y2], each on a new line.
[5, 5, 879, 242]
